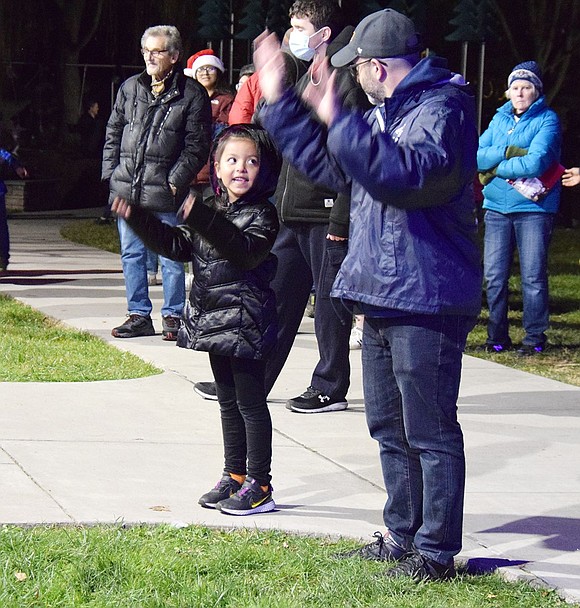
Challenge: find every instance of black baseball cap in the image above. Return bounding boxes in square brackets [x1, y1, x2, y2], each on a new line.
[331, 8, 423, 68]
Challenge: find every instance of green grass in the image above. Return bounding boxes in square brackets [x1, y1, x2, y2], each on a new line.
[0, 525, 566, 607]
[60, 219, 122, 254]
[0, 294, 161, 382]
[61, 220, 580, 387]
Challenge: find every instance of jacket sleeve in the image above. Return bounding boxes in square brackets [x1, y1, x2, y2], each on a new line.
[326, 94, 477, 210]
[123, 205, 196, 263]
[495, 111, 561, 179]
[185, 201, 279, 270]
[259, 88, 350, 194]
[101, 85, 127, 181]
[328, 193, 350, 237]
[0, 148, 18, 170]
[167, 82, 213, 189]
[477, 115, 508, 171]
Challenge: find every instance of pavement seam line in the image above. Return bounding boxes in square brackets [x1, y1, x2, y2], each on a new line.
[0, 445, 76, 522]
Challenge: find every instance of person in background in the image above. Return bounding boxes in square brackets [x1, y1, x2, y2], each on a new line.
[236, 63, 255, 92]
[75, 98, 111, 225]
[185, 49, 234, 199]
[228, 29, 307, 126]
[102, 25, 212, 341]
[477, 61, 561, 356]
[256, 6, 481, 580]
[78, 99, 106, 159]
[112, 125, 281, 515]
[0, 147, 28, 272]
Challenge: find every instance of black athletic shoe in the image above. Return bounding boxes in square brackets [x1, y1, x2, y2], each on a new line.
[516, 343, 546, 356]
[194, 381, 218, 401]
[384, 551, 456, 582]
[216, 476, 275, 515]
[286, 386, 348, 413]
[111, 314, 155, 338]
[336, 531, 408, 562]
[161, 315, 181, 341]
[198, 474, 242, 509]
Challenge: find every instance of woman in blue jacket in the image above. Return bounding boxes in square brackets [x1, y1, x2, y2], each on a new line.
[477, 61, 561, 356]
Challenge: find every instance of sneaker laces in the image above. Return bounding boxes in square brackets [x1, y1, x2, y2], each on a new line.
[371, 530, 387, 552]
[299, 386, 321, 399]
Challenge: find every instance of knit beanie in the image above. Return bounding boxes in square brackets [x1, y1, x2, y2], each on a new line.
[508, 61, 543, 94]
[184, 49, 225, 78]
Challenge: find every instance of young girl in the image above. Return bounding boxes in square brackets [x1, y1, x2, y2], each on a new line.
[112, 124, 281, 515]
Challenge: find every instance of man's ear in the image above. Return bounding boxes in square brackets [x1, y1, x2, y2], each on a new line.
[320, 26, 332, 43]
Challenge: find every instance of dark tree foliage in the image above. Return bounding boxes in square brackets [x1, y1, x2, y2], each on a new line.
[1, 0, 579, 154]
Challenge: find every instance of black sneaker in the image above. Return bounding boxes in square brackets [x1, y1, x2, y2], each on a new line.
[216, 476, 275, 516]
[111, 314, 155, 338]
[384, 551, 456, 582]
[286, 386, 348, 413]
[516, 343, 546, 356]
[198, 473, 242, 509]
[336, 531, 408, 562]
[162, 315, 181, 341]
[193, 381, 218, 401]
[0, 257, 7, 272]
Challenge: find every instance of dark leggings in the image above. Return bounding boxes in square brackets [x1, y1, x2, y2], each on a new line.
[209, 353, 272, 486]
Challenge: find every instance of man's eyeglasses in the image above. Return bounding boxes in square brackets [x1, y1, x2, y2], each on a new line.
[348, 58, 388, 79]
[196, 66, 218, 75]
[349, 58, 373, 79]
[141, 48, 169, 58]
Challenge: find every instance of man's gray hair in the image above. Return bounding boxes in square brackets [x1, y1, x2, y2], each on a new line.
[141, 25, 182, 55]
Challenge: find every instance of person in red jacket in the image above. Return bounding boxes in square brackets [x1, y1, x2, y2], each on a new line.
[229, 69, 261, 125]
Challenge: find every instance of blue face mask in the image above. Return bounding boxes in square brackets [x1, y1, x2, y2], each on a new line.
[288, 28, 324, 61]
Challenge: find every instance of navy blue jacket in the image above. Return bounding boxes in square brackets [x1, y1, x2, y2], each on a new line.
[261, 56, 482, 316]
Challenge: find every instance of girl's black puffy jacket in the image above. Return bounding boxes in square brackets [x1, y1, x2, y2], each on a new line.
[125, 197, 279, 360]
[102, 70, 212, 212]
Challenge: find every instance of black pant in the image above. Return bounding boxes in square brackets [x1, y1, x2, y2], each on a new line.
[265, 221, 352, 399]
[209, 354, 272, 486]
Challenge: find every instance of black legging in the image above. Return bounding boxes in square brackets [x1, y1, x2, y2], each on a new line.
[209, 353, 272, 486]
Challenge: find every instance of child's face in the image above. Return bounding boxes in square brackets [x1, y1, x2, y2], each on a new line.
[215, 137, 260, 202]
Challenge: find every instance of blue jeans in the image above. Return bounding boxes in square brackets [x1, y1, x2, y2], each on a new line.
[117, 213, 185, 318]
[483, 210, 554, 347]
[146, 249, 158, 275]
[362, 314, 474, 566]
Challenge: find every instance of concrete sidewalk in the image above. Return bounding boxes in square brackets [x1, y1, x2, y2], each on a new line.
[1, 209, 579, 603]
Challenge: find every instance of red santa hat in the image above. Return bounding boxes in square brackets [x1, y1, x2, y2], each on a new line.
[184, 49, 225, 77]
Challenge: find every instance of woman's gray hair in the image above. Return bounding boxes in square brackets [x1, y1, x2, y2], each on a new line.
[141, 25, 182, 55]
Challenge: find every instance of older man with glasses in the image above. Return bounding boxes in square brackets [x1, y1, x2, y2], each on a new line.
[103, 25, 212, 340]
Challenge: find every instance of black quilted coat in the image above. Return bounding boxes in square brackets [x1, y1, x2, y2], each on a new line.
[102, 69, 212, 211]
[123, 125, 281, 360]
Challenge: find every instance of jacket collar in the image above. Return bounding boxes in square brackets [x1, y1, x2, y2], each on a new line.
[498, 95, 547, 120]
